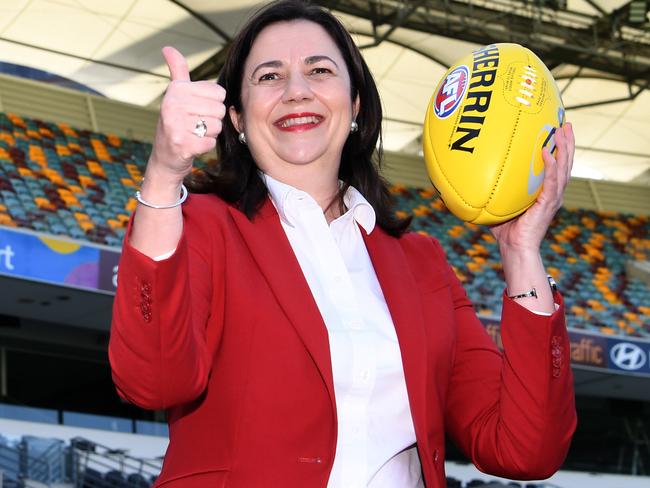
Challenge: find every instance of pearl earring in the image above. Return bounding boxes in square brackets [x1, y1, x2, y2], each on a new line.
[238, 132, 247, 144]
[350, 121, 359, 133]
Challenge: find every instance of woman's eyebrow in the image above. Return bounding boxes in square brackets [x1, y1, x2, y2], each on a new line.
[305, 55, 338, 68]
[251, 60, 283, 78]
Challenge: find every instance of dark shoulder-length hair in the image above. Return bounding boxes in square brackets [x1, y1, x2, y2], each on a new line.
[187, 0, 411, 237]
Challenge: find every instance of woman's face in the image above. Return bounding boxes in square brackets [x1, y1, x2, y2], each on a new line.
[230, 20, 359, 178]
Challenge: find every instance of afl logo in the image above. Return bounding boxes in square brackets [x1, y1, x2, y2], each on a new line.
[434, 65, 469, 119]
[610, 342, 646, 371]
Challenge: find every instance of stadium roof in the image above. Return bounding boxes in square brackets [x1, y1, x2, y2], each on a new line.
[0, 0, 649, 184]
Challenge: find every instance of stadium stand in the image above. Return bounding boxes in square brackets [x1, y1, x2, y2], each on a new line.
[390, 184, 650, 337]
[0, 109, 648, 340]
[0, 112, 149, 247]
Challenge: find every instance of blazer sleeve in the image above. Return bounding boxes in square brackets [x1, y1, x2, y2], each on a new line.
[435, 238, 577, 480]
[108, 198, 225, 410]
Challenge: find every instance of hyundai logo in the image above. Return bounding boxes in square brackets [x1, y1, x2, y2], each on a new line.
[610, 343, 647, 371]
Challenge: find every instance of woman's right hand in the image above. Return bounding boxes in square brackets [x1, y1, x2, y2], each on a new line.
[148, 46, 227, 181]
[130, 47, 226, 258]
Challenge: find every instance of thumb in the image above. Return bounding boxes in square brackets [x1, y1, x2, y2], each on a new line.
[162, 46, 190, 82]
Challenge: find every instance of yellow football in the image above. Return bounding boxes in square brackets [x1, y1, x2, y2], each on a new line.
[422, 43, 565, 225]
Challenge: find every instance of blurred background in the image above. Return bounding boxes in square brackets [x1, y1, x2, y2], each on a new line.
[0, 1, 648, 487]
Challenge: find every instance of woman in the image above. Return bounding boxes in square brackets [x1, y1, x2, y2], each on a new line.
[109, 1, 577, 487]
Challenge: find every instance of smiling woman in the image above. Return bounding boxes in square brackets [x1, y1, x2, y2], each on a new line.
[228, 20, 360, 209]
[109, 1, 577, 487]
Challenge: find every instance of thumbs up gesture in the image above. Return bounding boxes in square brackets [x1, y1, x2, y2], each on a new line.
[148, 46, 227, 181]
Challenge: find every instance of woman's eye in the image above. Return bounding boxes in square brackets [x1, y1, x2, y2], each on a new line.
[258, 72, 279, 82]
[311, 67, 332, 75]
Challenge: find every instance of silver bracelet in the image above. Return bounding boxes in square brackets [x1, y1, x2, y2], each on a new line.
[135, 184, 188, 209]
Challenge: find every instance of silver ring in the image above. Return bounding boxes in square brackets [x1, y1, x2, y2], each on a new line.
[193, 118, 207, 138]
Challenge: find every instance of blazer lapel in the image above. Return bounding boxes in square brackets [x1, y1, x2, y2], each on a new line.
[228, 199, 337, 412]
[362, 228, 429, 438]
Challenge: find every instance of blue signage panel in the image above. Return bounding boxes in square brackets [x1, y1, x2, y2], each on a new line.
[605, 337, 650, 375]
[0, 226, 119, 294]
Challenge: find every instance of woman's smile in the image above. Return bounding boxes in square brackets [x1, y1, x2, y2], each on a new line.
[274, 112, 324, 131]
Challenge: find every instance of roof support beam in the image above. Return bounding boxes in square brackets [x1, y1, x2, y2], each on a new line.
[314, 0, 650, 87]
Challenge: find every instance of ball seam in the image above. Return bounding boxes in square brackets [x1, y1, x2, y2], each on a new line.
[485, 109, 520, 208]
[485, 50, 530, 209]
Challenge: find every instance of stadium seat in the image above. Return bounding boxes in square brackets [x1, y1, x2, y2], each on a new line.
[105, 469, 127, 487]
[82, 467, 104, 488]
[446, 476, 463, 488]
[126, 472, 150, 488]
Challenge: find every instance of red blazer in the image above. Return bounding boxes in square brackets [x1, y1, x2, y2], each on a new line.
[109, 194, 576, 488]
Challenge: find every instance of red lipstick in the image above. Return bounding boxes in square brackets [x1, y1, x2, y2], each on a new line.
[274, 112, 324, 132]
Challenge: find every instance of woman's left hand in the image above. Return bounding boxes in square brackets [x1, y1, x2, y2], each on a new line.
[490, 122, 575, 253]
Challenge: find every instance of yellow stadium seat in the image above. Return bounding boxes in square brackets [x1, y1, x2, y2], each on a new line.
[79, 220, 94, 232]
[91, 139, 111, 161]
[125, 198, 137, 212]
[78, 175, 96, 188]
[107, 134, 122, 147]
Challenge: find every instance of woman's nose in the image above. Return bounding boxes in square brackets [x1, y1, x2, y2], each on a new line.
[282, 72, 313, 103]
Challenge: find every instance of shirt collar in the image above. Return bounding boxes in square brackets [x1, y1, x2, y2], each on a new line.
[262, 172, 376, 234]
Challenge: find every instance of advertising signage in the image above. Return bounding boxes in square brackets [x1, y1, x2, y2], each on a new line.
[0, 226, 119, 294]
[482, 316, 650, 377]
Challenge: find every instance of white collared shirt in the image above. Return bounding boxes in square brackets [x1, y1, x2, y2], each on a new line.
[263, 173, 423, 488]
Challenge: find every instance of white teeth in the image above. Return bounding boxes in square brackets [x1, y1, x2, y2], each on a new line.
[279, 116, 320, 128]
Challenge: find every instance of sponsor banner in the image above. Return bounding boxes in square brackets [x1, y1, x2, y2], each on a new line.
[0, 226, 119, 294]
[480, 316, 650, 377]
